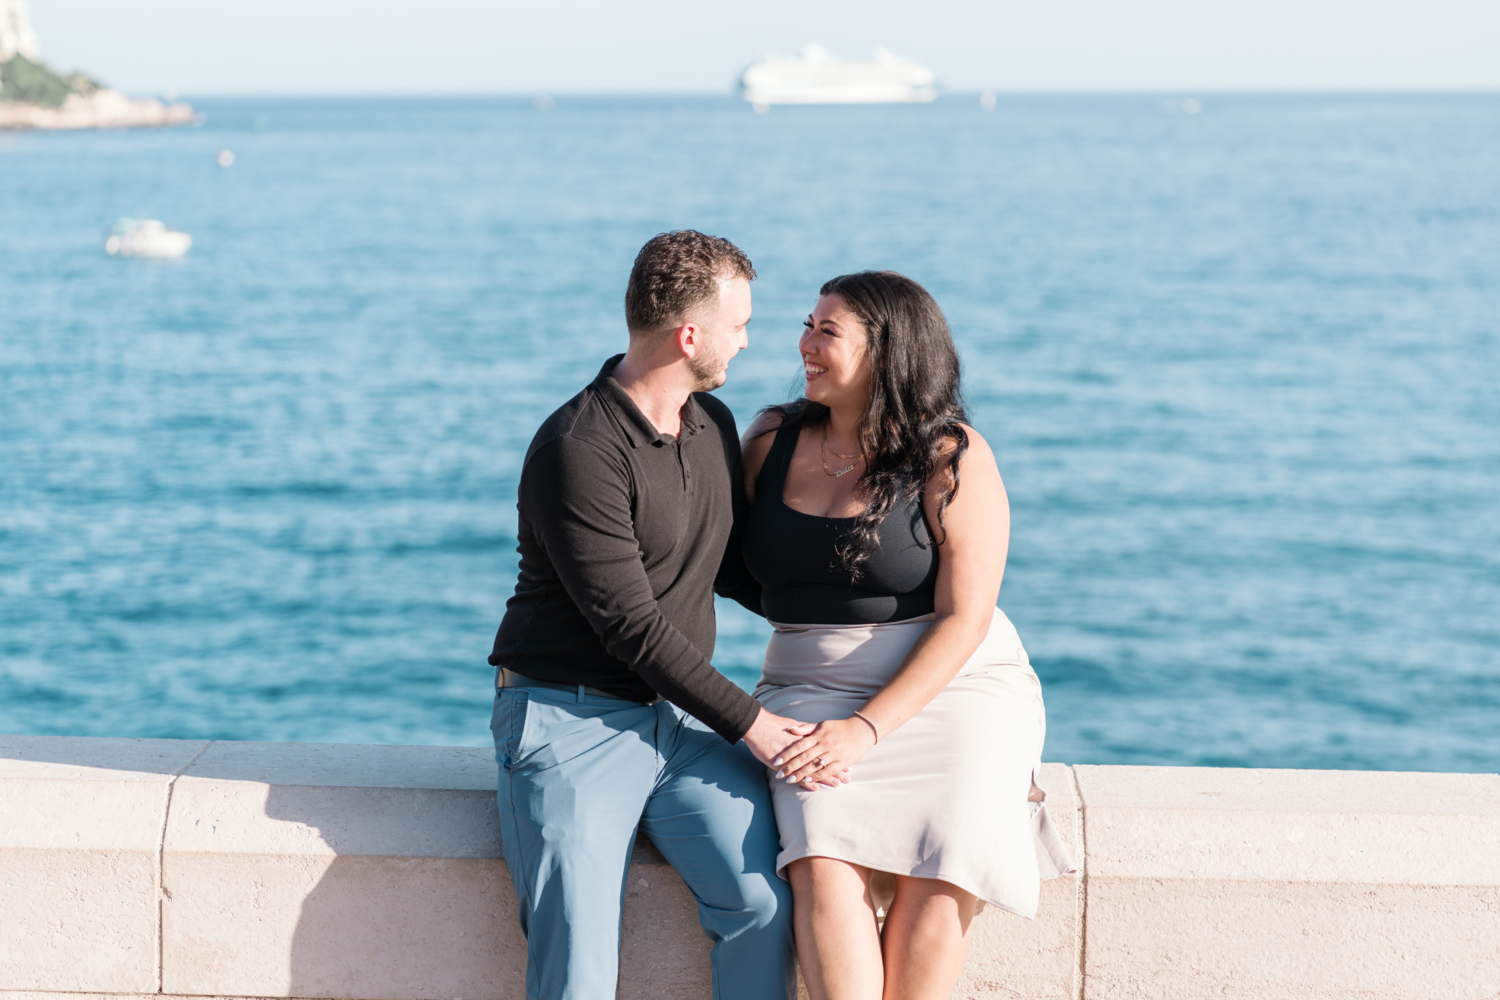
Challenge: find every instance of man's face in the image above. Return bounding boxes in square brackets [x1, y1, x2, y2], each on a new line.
[686, 275, 751, 391]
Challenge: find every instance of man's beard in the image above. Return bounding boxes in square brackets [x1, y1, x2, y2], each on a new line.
[687, 347, 727, 391]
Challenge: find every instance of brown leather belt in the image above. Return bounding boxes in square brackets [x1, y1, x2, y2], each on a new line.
[497, 667, 662, 704]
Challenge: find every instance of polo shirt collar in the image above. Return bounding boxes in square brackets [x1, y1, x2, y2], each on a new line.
[592, 354, 705, 448]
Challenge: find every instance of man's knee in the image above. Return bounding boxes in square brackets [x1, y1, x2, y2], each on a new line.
[738, 871, 794, 932]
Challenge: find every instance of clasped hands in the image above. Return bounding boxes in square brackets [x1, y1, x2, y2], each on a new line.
[744, 708, 877, 792]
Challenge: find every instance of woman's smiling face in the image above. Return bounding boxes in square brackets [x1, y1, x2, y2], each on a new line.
[800, 293, 873, 411]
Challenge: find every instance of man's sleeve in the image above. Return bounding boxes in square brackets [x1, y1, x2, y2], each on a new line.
[521, 436, 761, 743]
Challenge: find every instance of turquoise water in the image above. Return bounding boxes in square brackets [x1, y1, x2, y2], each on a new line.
[2, 95, 1497, 770]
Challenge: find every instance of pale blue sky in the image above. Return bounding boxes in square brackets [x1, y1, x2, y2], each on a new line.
[29, 0, 1500, 95]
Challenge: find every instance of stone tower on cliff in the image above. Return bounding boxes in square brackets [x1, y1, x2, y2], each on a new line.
[0, 0, 40, 62]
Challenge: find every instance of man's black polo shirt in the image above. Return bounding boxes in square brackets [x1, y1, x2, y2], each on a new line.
[488, 355, 764, 743]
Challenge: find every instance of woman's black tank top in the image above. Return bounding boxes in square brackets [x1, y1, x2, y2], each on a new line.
[743, 421, 939, 625]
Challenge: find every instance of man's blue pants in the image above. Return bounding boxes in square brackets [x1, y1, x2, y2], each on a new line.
[491, 687, 796, 1000]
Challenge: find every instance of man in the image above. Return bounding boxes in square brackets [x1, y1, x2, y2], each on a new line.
[488, 231, 809, 1000]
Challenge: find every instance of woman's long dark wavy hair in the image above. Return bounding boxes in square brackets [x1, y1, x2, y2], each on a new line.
[770, 271, 969, 576]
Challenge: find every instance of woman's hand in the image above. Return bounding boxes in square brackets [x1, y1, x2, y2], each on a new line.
[799, 762, 853, 792]
[773, 717, 877, 790]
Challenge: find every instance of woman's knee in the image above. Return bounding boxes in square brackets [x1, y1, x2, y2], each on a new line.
[787, 856, 874, 909]
[889, 876, 979, 930]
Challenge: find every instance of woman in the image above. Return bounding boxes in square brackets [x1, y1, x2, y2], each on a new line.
[741, 272, 1074, 1000]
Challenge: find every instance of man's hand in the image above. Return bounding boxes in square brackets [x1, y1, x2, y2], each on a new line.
[742, 708, 815, 768]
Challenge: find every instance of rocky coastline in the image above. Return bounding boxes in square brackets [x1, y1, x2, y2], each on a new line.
[0, 0, 193, 130]
[0, 85, 195, 130]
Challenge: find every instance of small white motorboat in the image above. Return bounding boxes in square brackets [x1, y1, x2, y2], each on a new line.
[104, 218, 192, 258]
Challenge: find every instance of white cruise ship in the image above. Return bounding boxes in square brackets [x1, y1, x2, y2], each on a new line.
[740, 45, 936, 109]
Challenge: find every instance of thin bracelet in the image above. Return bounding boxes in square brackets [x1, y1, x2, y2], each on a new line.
[852, 710, 880, 744]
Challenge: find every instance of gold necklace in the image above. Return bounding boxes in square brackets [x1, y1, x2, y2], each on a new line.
[821, 425, 864, 478]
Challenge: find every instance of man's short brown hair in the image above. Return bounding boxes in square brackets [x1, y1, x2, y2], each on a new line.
[625, 231, 756, 335]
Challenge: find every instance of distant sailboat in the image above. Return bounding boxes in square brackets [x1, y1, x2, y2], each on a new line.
[740, 45, 937, 111]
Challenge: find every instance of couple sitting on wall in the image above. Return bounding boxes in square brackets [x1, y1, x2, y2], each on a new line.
[488, 230, 1073, 1000]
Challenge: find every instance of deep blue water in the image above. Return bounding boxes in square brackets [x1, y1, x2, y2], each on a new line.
[2, 94, 1497, 771]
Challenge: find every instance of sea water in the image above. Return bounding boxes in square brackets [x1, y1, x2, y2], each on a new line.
[1, 95, 1496, 770]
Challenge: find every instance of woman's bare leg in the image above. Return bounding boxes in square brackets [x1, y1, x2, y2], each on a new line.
[879, 876, 978, 1000]
[786, 857, 884, 1000]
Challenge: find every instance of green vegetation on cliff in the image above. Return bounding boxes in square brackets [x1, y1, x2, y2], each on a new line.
[0, 54, 99, 108]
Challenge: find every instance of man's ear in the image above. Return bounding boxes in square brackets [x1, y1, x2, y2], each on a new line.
[675, 322, 702, 359]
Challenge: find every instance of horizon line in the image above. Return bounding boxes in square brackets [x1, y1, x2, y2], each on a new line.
[147, 87, 1500, 99]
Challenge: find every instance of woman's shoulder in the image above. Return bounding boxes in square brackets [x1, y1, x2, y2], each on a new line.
[741, 407, 786, 445]
[936, 422, 994, 465]
[741, 404, 801, 500]
[948, 425, 996, 464]
[742, 401, 808, 450]
[926, 423, 1000, 501]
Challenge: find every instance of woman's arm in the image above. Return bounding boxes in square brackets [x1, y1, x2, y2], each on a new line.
[740, 409, 784, 504]
[772, 424, 1009, 786]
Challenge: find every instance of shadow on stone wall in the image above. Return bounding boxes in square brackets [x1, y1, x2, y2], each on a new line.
[263, 775, 525, 1000]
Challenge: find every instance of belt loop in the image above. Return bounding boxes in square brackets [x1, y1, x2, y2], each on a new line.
[576, 684, 586, 704]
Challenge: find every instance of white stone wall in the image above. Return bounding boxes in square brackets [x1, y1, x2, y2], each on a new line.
[1, 735, 1496, 999]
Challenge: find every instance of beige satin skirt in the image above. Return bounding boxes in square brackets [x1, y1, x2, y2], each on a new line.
[753, 608, 1075, 918]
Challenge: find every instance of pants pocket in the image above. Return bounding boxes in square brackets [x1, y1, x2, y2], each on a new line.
[492, 690, 532, 772]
